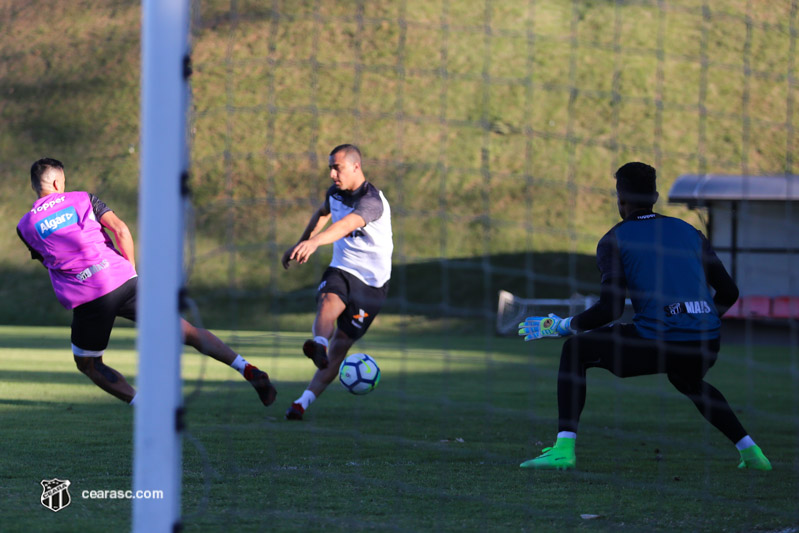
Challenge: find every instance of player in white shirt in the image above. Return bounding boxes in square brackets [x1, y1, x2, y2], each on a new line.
[281, 144, 393, 420]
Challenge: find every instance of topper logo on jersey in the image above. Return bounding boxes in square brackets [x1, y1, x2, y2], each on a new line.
[37, 206, 78, 239]
[30, 195, 66, 214]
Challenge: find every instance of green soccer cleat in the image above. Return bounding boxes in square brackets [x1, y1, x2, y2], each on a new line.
[520, 438, 576, 470]
[737, 445, 772, 471]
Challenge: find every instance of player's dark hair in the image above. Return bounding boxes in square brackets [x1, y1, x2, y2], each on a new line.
[330, 144, 362, 165]
[614, 161, 657, 205]
[30, 157, 65, 193]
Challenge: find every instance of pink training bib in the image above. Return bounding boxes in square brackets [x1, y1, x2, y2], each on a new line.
[17, 191, 137, 309]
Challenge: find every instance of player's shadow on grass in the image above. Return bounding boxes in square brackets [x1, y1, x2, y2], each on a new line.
[0, 369, 95, 385]
[0, 335, 76, 350]
[0, 397, 73, 408]
[0, 333, 136, 350]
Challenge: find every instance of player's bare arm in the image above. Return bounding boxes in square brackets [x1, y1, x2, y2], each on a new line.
[282, 204, 331, 269]
[290, 212, 366, 265]
[99, 210, 136, 270]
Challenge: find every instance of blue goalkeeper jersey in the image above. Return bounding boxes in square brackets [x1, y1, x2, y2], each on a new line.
[596, 212, 721, 341]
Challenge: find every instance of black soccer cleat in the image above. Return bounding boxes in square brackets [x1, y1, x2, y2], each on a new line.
[243, 364, 277, 406]
[303, 339, 329, 370]
[285, 402, 305, 421]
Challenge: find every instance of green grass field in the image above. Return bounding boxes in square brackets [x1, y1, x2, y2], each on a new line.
[2, 2, 798, 531]
[1, 324, 797, 532]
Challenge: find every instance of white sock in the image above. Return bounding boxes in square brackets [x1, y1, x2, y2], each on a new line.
[557, 431, 577, 440]
[313, 336, 329, 348]
[295, 390, 317, 410]
[735, 435, 756, 451]
[129, 394, 137, 406]
[230, 354, 248, 376]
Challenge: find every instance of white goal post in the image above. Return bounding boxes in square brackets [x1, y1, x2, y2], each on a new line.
[133, 0, 190, 531]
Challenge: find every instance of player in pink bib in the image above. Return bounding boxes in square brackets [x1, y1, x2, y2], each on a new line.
[17, 158, 277, 407]
[18, 188, 138, 309]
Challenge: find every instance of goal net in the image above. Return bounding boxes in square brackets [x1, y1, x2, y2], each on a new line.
[177, 0, 799, 530]
[2, 1, 798, 531]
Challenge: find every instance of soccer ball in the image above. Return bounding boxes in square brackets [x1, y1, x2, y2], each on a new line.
[339, 353, 380, 395]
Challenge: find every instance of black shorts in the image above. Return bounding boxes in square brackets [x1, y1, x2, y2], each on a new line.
[562, 323, 720, 380]
[71, 277, 138, 355]
[317, 267, 388, 340]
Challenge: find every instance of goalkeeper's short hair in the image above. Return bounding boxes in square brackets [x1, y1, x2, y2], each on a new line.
[615, 162, 657, 205]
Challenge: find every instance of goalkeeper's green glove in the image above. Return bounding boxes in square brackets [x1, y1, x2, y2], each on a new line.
[518, 313, 574, 341]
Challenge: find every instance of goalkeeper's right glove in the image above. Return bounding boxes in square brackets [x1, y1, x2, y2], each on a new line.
[518, 313, 574, 341]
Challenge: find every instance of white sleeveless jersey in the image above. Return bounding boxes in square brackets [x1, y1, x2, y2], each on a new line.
[325, 181, 393, 287]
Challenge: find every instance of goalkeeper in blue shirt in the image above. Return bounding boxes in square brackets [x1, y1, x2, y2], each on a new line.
[518, 162, 771, 471]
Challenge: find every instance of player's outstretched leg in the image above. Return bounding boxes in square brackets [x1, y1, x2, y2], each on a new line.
[737, 445, 772, 471]
[74, 355, 137, 403]
[182, 319, 277, 407]
[243, 363, 277, 407]
[520, 437, 576, 470]
[666, 373, 771, 471]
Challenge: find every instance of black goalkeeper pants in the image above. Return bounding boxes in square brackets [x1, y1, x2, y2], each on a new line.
[557, 323, 747, 444]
